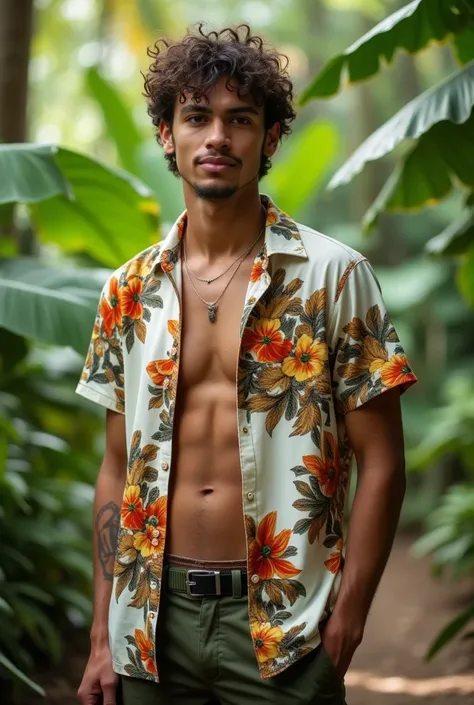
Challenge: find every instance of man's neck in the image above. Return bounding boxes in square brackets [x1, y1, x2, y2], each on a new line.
[182, 186, 265, 262]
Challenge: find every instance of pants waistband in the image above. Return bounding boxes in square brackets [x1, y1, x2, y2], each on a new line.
[165, 553, 247, 571]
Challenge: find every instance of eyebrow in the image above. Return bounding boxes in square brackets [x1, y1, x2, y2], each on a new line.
[180, 104, 260, 116]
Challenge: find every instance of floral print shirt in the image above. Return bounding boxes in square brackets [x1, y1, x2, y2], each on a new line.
[77, 196, 417, 682]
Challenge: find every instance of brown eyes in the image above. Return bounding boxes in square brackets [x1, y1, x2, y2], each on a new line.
[186, 116, 252, 125]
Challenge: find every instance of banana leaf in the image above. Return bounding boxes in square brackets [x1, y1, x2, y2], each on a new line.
[426, 210, 474, 256]
[0, 144, 72, 204]
[0, 258, 108, 354]
[329, 61, 474, 190]
[457, 245, 474, 304]
[362, 108, 474, 229]
[299, 0, 474, 102]
[454, 25, 474, 64]
[85, 66, 143, 175]
[264, 121, 339, 215]
[0, 143, 160, 268]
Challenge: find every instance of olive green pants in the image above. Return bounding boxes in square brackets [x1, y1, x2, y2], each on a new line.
[120, 587, 347, 704]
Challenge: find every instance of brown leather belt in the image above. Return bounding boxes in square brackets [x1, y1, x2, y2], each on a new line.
[165, 566, 248, 598]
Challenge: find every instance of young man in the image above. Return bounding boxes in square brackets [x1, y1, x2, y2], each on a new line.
[77, 24, 416, 705]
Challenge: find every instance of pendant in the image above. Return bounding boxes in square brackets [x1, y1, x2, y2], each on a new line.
[207, 304, 217, 322]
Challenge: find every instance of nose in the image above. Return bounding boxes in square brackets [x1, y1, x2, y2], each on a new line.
[205, 118, 231, 151]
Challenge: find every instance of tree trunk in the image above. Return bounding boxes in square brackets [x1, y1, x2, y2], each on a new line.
[0, 0, 34, 242]
[0, 0, 34, 143]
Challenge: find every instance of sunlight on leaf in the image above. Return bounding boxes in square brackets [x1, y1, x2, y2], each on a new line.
[329, 62, 474, 189]
[300, 0, 474, 102]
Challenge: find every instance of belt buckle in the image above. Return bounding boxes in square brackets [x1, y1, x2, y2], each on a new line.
[185, 569, 221, 598]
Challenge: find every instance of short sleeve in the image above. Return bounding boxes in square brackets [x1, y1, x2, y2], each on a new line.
[76, 274, 125, 414]
[329, 259, 417, 415]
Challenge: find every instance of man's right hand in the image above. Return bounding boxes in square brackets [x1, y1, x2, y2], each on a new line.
[77, 646, 119, 705]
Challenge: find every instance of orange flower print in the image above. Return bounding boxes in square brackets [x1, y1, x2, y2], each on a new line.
[133, 496, 167, 558]
[265, 209, 278, 227]
[147, 358, 177, 387]
[120, 277, 143, 319]
[251, 621, 284, 663]
[249, 511, 301, 580]
[134, 628, 157, 675]
[282, 334, 328, 382]
[160, 248, 177, 272]
[167, 319, 179, 338]
[100, 277, 122, 337]
[324, 539, 343, 575]
[250, 260, 264, 282]
[121, 485, 146, 530]
[302, 433, 340, 498]
[242, 319, 293, 363]
[380, 354, 415, 388]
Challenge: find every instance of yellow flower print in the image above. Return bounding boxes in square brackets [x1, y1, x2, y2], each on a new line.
[251, 621, 284, 663]
[282, 334, 328, 382]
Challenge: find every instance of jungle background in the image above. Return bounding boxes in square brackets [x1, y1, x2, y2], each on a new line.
[1, 0, 473, 703]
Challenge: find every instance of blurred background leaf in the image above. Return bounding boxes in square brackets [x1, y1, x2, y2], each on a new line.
[0, 258, 107, 353]
[264, 121, 339, 215]
[299, 0, 474, 102]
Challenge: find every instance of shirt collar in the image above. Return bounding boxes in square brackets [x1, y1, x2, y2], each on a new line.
[154, 195, 308, 274]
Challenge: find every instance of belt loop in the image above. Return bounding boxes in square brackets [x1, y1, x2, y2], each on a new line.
[231, 569, 243, 599]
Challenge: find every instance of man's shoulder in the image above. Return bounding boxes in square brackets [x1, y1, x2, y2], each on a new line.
[296, 221, 364, 269]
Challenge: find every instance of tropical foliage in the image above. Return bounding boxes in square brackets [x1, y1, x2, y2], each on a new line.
[301, 0, 474, 656]
[0, 141, 160, 697]
[0, 335, 99, 698]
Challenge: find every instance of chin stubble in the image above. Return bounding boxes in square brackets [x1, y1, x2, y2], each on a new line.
[192, 183, 239, 200]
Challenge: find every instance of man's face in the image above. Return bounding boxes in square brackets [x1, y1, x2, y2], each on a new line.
[160, 76, 279, 200]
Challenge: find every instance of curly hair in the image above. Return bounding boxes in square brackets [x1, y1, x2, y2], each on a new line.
[143, 24, 296, 178]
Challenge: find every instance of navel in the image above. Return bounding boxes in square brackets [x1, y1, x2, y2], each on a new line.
[200, 488, 214, 496]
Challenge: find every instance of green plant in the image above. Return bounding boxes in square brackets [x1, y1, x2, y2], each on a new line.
[412, 482, 474, 657]
[300, 0, 474, 658]
[0, 142, 160, 696]
[408, 373, 474, 652]
[0, 142, 159, 349]
[300, 0, 474, 303]
[0, 332, 101, 697]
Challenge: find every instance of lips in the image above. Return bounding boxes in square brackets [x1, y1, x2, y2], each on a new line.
[199, 156, 237, 166]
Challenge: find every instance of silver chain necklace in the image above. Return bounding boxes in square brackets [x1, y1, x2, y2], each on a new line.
[184, 226, 265, 285]
[183, 230, 264, 322]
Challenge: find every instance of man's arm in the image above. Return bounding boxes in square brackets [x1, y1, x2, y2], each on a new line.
[322, 388, 406, 676]
[78, 410, 127, 705]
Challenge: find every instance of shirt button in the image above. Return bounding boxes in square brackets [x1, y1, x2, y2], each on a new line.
[247, 492, 254, 501]
[161, 462, 169, 471]
[251, 574, 259, 584]
[242, 427, 249, 434]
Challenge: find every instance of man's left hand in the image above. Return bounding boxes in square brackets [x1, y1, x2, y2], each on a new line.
[320, 613, 363, 679]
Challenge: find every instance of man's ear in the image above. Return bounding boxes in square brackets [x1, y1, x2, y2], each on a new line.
[160, 120, 174, 154]
[263, 122, 280, 158]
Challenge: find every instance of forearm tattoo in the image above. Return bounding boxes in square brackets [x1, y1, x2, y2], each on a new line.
[95, 502, 120, 581]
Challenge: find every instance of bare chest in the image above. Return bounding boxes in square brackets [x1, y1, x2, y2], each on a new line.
[178, 262, 253, 388]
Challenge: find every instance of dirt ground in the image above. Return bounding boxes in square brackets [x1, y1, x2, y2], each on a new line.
[21, 533, 474, 705]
